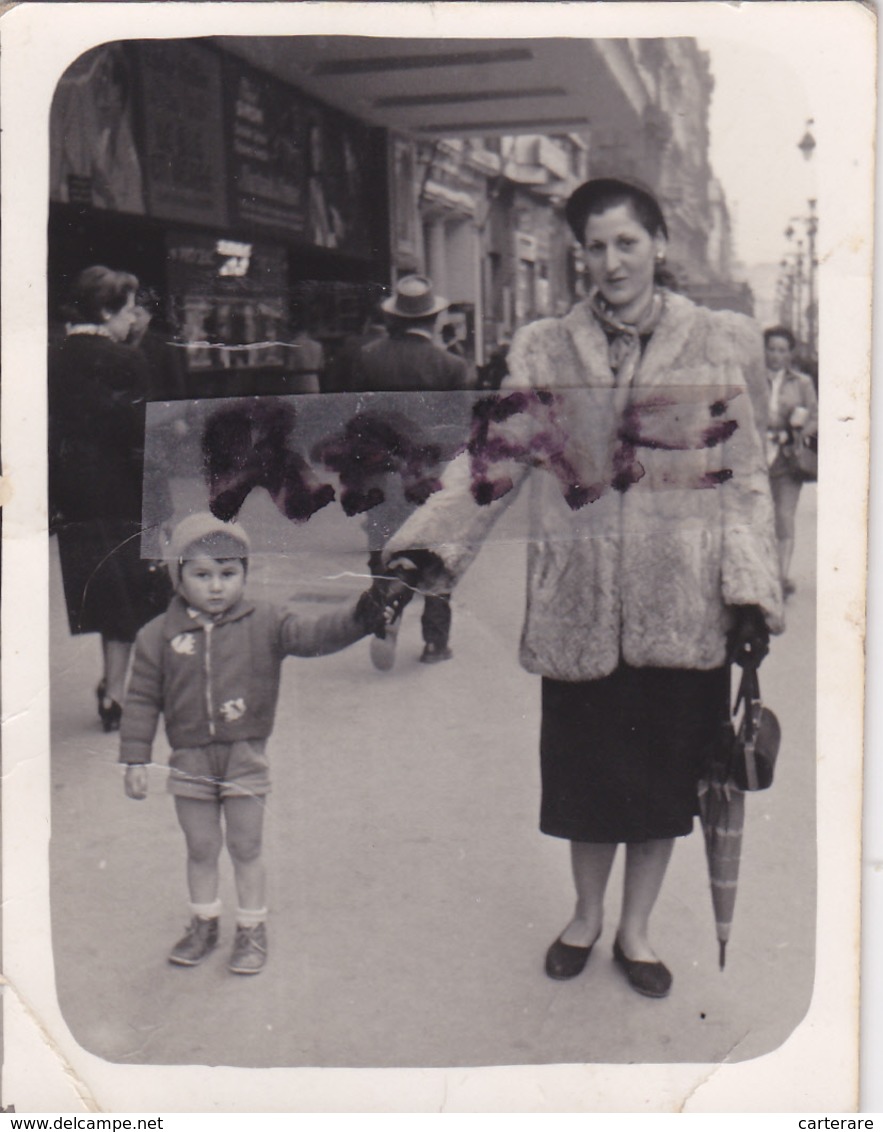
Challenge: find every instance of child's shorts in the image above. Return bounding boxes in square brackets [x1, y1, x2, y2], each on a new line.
[167, 739, 270, 802]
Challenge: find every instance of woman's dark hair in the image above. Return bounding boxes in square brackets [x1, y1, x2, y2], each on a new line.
[64, 265, 138, 324]
[566, 176, 675, 290]
[566, 177, 668, 244]
[763, 325, 796, 350]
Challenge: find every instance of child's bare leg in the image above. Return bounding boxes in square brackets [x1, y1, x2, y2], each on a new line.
[223, 794, 266, 912]
[174, 797, 223, 904]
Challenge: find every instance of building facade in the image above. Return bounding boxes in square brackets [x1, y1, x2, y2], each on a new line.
[48, 36, 749, 394]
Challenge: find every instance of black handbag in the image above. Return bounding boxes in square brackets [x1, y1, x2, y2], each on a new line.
[794, 427, 818, 483]
[726, 661, 781, 791]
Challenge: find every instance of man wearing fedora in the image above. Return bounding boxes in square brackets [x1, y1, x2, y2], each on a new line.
[355, 274, 468, 393]
[354, 274, 469, 667]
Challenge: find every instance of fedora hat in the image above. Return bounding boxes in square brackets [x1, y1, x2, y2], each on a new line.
[381, 274, 449, 319]
[565, 176, 668, 244]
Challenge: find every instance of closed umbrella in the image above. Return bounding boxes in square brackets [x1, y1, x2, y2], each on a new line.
[697, 658, 779, 970]
[697, 766, 745, 971]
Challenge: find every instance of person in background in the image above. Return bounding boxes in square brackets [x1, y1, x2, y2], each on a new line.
[442, 322, 476, 388]
[129, 289, 192, 535]
[286, 319, 325, 394]
[764, 325, 818, 597]
[481, 337, 511, 390]
[354, 274, 469, 667]
[49, 265, 173, 732]
[129, 288, 188, 402]
[120, 513, 387, 974]
[381, 178, 781, 998]
[323, 306, 387, 394]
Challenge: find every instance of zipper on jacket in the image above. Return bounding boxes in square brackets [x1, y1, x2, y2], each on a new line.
[203, 622, 216, 737]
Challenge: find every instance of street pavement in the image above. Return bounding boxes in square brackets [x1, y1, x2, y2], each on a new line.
[48, 476, 817, 1070]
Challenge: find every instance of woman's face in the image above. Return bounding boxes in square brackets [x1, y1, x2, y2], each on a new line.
[583, 202, 666, 318]
[102, 291, 137, 342]
[765, 335, 792, 372]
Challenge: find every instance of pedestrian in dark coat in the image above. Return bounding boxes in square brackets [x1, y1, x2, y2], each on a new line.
[353, 274, 469, 667]
[323, 309, 387, 394]
[49, 265, 174, 732]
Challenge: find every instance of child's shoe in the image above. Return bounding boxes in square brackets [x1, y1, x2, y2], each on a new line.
[168, 915, 219, 966]
[229, 922, 267, 975]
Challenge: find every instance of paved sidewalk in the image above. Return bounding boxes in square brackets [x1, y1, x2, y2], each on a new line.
[48, 480, 818, 1069]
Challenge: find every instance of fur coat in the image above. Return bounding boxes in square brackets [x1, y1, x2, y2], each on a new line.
[385, 291, 783, 681]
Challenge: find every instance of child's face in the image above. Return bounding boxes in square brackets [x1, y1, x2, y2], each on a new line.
[179, 556, 246, 616]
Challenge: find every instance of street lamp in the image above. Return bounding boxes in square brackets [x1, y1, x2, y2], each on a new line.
[805, 199, 818, 358]
[794, 120, 818, 359]
[798, 119, 816, 162]
[793, 240, 804, 343]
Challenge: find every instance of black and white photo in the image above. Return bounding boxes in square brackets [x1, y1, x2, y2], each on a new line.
[0, 0, 873, 1114]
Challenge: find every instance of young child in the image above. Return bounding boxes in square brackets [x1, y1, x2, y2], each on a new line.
[120, 512, 385, 975]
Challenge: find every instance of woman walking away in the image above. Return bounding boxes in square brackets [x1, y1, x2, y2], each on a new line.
[49, 265, 174, 732]
[764, 325, 818, 596]
[382, 176, 782, 998]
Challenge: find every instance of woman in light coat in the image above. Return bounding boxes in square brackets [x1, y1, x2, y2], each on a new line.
[764, 325, 818, 596]
[384, 177, 782, 998]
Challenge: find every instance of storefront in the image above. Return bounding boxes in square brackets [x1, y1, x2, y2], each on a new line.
[48, 39, 390, 396]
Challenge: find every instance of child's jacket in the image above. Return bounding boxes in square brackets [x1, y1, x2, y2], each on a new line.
[119, 594, 364, 764]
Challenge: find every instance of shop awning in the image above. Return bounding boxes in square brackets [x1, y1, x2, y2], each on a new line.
[213, 36, 645, 140]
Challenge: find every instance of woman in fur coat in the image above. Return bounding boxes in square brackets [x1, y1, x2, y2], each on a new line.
[382, 177, 783, 998]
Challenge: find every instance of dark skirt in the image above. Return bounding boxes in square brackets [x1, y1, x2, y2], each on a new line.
[540, 664, 729, 844]
[56, 519, 172, 642]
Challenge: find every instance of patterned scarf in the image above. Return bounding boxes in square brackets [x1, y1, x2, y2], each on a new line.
[589, 289, 665, 408]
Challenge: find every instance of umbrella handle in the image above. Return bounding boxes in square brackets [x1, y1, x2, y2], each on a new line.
[733, 662, 761, 724]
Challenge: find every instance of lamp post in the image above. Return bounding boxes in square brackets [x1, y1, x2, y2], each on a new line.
[805, 198, 818, 358]
[793, 239, 804, 344]
[796, 119, 818, 360]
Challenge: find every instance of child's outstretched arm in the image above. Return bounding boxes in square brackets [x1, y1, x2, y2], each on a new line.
[277, 579, 392, 658]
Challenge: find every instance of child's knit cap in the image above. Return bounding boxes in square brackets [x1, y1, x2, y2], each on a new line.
[168, 512, 251, 563]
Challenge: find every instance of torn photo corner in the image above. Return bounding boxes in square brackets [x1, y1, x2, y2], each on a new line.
[0, 0, 874, 1115]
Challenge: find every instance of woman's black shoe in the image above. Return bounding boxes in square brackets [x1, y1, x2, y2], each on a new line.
[545, 934, 598, 980]
[98, 696, 122, 733]
[612, 938, 672, 998]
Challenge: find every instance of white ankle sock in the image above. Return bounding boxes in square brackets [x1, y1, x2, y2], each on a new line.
[190, 899, 222, 920]
[236, 906, 268, 928]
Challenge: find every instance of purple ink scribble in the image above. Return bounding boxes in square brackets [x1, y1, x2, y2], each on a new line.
[619, 396, 739, 453]
[199, 388, 741, 532]
[202, 399, 335, 523]
[610, 440, 647, 493]
[699, 419, 739, 448]
[699, 469, 734, 487]
[311, 411, 443, 517]
[466, 391, 603, 510]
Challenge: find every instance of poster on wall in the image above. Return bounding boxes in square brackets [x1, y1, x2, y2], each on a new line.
[165, 230, 289, 372]
[304, 104, 373, 258]
[389, 133, 419, 267]
[49, 42, 146, 214]
[136, 41, 228, 227]
[225, 56, 309, 236]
